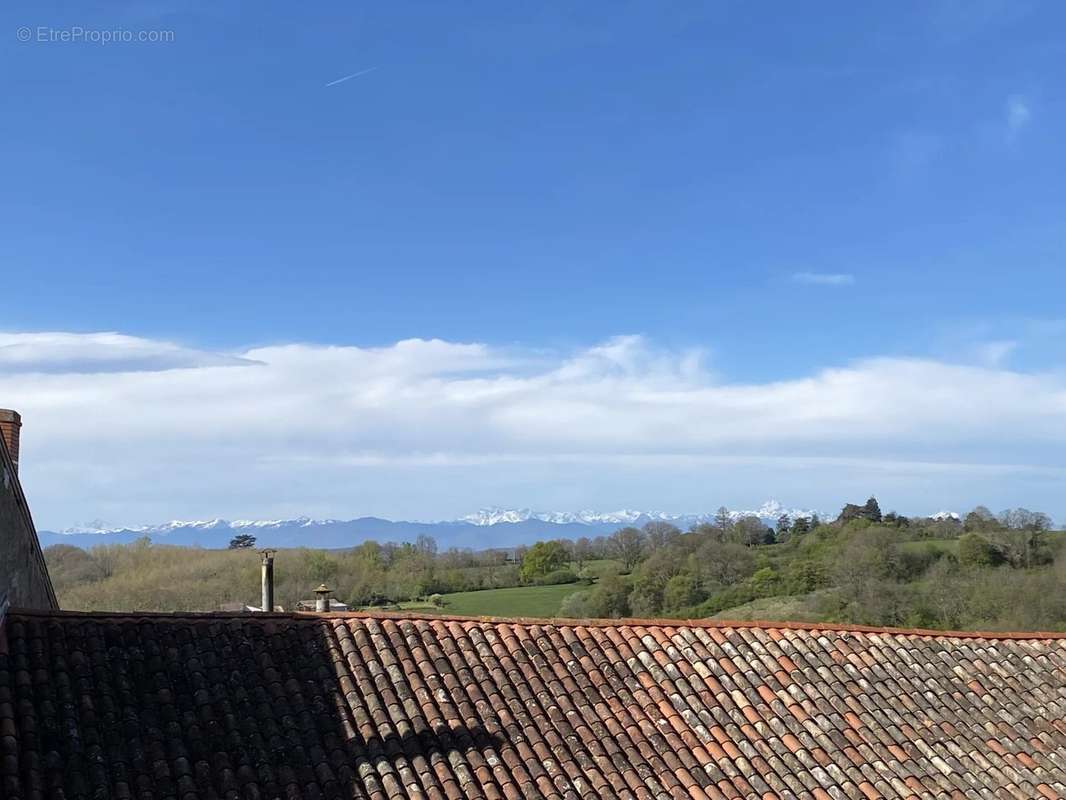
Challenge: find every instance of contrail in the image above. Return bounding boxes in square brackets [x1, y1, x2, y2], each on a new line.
[325, 66, 378, 87]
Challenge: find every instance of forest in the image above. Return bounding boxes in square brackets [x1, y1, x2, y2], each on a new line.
[44, 497, 1065, 631]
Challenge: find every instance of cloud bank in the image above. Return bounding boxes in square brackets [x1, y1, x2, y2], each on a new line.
[2, 331, 1065, 528]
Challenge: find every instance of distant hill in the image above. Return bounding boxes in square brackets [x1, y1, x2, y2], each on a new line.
[39, 500, 823, 550]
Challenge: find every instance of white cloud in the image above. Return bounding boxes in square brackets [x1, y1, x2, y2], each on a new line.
[792, 272, 855, 286]
[3, 331, 1066, 527]
[1005, 95, 1031, 142]
[0, 331, 258, 373]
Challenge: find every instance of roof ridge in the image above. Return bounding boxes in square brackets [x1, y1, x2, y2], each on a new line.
[7, 606, 1066, 640]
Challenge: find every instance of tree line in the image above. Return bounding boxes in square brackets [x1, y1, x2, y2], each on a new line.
[44, 497, 1063, 631]
[548, 498, 1063, 630]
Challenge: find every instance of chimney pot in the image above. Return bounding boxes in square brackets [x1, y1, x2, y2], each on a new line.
[314, 583, 331, 612]
[0, 409, 22, 474]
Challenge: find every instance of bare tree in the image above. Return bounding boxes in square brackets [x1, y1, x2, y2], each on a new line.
[643, 521, 681, 551]
[713, 506, 732, 531]
[572, 537, 594, 570]
[608, 527, 646, 571]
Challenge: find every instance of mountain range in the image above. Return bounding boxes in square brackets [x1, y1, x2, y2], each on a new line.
[39, 500, 822, 550]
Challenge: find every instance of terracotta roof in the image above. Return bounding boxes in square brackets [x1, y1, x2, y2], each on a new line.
[2, 610, 1064, 800]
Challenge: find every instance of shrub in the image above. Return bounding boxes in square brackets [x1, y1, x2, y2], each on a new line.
[782, 560, 828, 594]
[958, 533, 1001, 568]
[559, 590, 592, 618]
[662, 575, 703, 611]
[628, 574, 665, 617]
[560, 573, 641, 619]
[749, 567, 780, 597]
[536, 569, 577, 586]
[567, 575, 632, 619]
[592, 575, 632, 618]
[691, 584, 758, 617]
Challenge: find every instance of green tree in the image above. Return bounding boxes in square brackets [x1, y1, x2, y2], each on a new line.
[561, 576, 632, 619]
[662, 575, 702, 611]
[835, 527, 900, 582]
[863, 497, 883, 523]
[228, 534, 257, 549]
[587, 575, 631, 618]
[957, 533, 999, 568]
[735, 516, 773, 546]
[749, 567, 780, 596]
[883, 511, 909, 528]
[690, 540, 755, 587]
[963, 506, 999, 533]
[782, 560, 827, 594]
[519, 540, 569, 583]
[628, 574, 666, 616]
[304, 549, 338, 583]
[837, 498, 882, 524]
[776, 514, 792, 539]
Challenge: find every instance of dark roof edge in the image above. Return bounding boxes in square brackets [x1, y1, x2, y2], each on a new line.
[0, 432, 58, 609]
[7, 606, 1066, 641]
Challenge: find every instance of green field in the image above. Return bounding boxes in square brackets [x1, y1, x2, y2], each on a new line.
[438, 583, 583, 617]
[364, 583, 584, 618]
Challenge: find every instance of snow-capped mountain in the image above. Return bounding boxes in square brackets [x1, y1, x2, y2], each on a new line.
[43, 500, 824, 550]
[726, 500, 819, 524]
[60, 516, 337, 535]
[458, 501, 819, 528]
[929, 510, 962, 522]
[459, 508, 687, 526]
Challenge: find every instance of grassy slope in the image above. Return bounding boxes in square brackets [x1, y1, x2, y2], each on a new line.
[900, 539, 959, 556]
[709, 592, 829, 623]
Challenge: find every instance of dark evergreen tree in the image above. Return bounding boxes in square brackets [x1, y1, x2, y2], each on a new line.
[863, 496, 883, 523]
[776, 514, 792, 537]
[228, 533, 257, 549]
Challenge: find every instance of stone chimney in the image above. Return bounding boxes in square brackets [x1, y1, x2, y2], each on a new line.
[0, 410, 22, 474]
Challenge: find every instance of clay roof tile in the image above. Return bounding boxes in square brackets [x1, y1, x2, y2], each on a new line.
[2, 609, 1064, 798]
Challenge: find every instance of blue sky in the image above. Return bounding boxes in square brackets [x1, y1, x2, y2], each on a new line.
[3, 2, 1066, 528]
